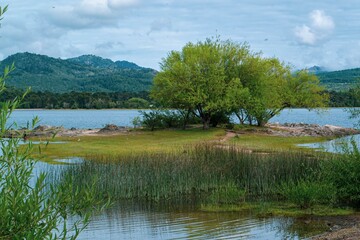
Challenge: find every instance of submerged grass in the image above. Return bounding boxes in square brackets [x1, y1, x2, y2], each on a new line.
[230, 134, 332, 151]
[200, 202, 353, 217]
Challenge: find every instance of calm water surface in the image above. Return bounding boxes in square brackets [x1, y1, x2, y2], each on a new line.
[75, 202, 326, 240]
[10, 108, 359, 129]
[20, 108, 358, 239]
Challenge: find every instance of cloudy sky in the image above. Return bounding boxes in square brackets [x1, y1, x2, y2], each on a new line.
[1, 0, 359, 70]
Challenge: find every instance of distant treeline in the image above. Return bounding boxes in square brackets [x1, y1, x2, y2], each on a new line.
[0, 87, 359, 109]
[328, 88, 360, 107]
[1, 88, 152, 109]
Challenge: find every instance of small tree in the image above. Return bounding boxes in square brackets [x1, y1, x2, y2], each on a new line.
[235, 56, 328, 126]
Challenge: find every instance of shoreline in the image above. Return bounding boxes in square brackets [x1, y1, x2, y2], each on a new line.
[7, 122, 360, 139]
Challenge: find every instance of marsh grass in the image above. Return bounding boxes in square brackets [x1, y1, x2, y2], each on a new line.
[51, 144, 323, 203]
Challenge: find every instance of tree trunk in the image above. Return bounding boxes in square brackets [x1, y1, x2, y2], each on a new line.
[201, 116, 211, 130]
[257, 120, 266, 127]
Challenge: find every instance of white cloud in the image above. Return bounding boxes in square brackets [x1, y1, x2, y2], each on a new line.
[310, 10, 334, 31]
[46, 0, 140, 29]
[294, 10, 334, 45]
[294, 25, 316, 45]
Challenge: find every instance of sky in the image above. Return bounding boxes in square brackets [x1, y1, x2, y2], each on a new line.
[1, 0, 360, 70]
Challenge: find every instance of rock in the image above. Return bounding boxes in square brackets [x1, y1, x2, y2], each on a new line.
[266, 122, 360, 137]
[101, 124, 120, 131]
[34, 125, 53, 131]
[98, 124, 126, 133]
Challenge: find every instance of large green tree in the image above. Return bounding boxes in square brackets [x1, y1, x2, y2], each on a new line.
[151, 39, 248, 129]
[152, 38, 328, 129]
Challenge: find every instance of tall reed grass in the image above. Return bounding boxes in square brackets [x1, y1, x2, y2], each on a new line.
[50, 144, 324, 203]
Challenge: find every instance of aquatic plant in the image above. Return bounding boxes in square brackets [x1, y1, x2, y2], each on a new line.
[54, 144, 322, 202]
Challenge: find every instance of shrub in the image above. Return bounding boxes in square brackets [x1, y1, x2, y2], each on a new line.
[323, 140, 360, 206]
[139, 110, 200, 130]
[279, 180, 335, 209]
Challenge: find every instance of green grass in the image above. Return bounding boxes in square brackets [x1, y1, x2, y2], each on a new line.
[50, 144, 323, 201]
[31, 127, 331, 161]
[34, 128, 225, 160]
[230, 133, 332, 151]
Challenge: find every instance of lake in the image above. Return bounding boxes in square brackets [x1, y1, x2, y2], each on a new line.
[9, 108, 359, 129]
[14, 108, 359, 239]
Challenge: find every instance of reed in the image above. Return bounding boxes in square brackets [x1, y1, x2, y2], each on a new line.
[50, 144, 324, 203]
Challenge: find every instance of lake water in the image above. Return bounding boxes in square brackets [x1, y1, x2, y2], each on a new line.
[11, 108, 359, 239]
[75, 202, 327, 240]
[9, 108, 359, 129]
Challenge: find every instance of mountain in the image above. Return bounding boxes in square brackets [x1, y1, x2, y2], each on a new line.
[0, 52, 156, 93]
[316, 68, 360, 91]
[67, 55, 143, 70]
[307, 65, 326, 74]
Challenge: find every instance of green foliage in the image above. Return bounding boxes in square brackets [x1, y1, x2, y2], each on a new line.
[131, 116, 142, 128]
[0, 68, 89, 239]
[151, 38, 248, 129]
[0, 53, 156, 93]
[0, 8, 109, 238]
[322, 141, 360, 206]
[0, 88, 151, 109]
[139, 110, 199, 130]
[126, 97, 150, 109]
[237, 58, 327, 126]
[328, 87, 360, 107]
[207, 182, 246, 205]
[139, 110, 165, 131]
[63, 144, 323, 201]
[152, 37, 327, 128]
[279, 180, 335, 209]
[316, 68, 360, 91]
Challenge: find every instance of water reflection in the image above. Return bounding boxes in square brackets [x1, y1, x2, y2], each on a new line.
[298, 134, 360, 153]
[76, 201, 327, 240]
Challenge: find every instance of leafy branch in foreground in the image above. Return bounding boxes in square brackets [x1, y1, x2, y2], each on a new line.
[0, 6, 109, 239]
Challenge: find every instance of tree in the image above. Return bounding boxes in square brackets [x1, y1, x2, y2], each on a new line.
[152, 37, 328, 129]
[151, 38, 248, 129]
[234, 55, 328, 126]
[347, 85, 360, 127]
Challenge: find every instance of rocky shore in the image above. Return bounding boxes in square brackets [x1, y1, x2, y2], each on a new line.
[266, 123, 360, 137]
[3, 123, 360, 139]
[4, 124, 129, 138]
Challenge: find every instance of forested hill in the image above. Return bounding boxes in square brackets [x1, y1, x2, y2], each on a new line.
[0, 53, 156, 93]
[316, 68, 360, 91]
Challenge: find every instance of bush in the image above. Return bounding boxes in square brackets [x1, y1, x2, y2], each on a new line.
[323, 141, 360, 206]
[279, 180, 335, 209]
[139, 110, 165, 130]
[139, 110, 200, 130]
